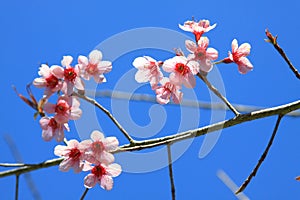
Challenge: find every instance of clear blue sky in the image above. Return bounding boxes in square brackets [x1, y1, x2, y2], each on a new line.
[1, 0, 300, 199]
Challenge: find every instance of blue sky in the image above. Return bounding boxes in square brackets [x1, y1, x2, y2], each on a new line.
[1, 0, 300, 199]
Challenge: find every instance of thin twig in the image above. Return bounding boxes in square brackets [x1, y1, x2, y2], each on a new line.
[265, 29, 300, 79]
[0, 163, 38, 167]
[197, 73, 240, 116]
[236, 114, 284, 194]
[0, 100, 299, 178]
[167, 144, 176, 200]
[80, 188, 89, 200]
[73, 92, 136, 144]
[15, 175, 19, 200]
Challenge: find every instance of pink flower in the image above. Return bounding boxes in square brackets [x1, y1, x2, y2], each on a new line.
[133, 56, 163, 89]
[155, 77, 183, 104]
[33, 64, 64, 96]
[179, 19, 216, 42]
[186, 37, 218, 72]
[83, 162, 122, 190]
[77, 50, 112, 83]
[81, 130, 119, 165]
[162, 56, 199, 88]
[39, 116, 69, 142]
[54, 139, 86, 173]
[43, 95, 82, 124]
[61, 56, 85, 95]
[223, 39, 253, 74]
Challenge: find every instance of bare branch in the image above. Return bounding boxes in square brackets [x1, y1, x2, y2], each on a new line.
[235, 114, 283, 194]
[265, 29, 300, 79]
[197, 73, 240, 116]
[73, 92, 136, 144]
[167, 144, 176, 200]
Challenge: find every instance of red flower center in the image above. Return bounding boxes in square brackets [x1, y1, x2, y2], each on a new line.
[86, 63, 98, 74]
[64, 68, 77, 82]
[55, 100, 70, 114]
[45, 74, 59, 88]
[92, 165, 106, 178]
[48, 118, 58, 129]
[68, 148, 81, 160]
[92, 141, 104, 153]
[175, 63, 189, 75]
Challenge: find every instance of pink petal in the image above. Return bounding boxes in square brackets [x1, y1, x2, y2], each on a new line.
[171, 90, 183, 104]
[43, 102, 56, 114]
[91, 130, 104, 141]
[51, 65, 64, 79]
[89, 50, 102, 65]
[54, 145, 68, 156]
[237, 57, 253, 74]
[84, 174, 97, 188]
[199, 60, 213, 73]
[55, 126, 65, 142]
[93, 74, 106, 83]
[59, 158, 73, 172]
[231, 39, 238, 53]
[185, 40, 197, 53]
[132, 57, 148, 69]
[99, 151, 115, 164]
[39, 117, 50, 129]
[70, 107, 82, 120]
[103, 137, 119, 151]
[42, 128, 54, 141]
[78, 55, 89, 68]
[98, 61, 112, 74]
[33, 78, 46, 88]
[135, 70, 149, 83]
[61, 56, 73, 67]
[183, 72, 196, 88]
[100, 175, 113, 190]
[106, 163, 122, 177]
[169, 72, 183, 86]
[197, 37, 209, 49]
[67, 139, 80, 148]
[178, 24, 193, 32]
[162, 58, 176, 73]
[74, 77, 85, 91]
[206, 48, 218, 61]
[38, 64, 51, 77]
[187, 60, 200, 75]
[237, 43, 251, 57]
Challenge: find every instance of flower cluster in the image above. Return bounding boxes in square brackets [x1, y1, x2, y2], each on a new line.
[32, 50, 112, 142]
[133, 19, 253, 105]
[54, 130, 122, 190]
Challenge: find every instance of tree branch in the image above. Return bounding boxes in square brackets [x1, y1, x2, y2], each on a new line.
[167, 144, 176, 200]
[197, 73, 240, 116]
[0, 100, 299, 178]
[235, 114, 283, 194]
[265, 29, 300, 79]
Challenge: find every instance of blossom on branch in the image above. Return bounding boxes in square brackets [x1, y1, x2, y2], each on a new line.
[186, 37, 218, 72]
[77, 50, 112, 83]
[162, 56, 199, 88]
[61, 56, 85, 95]
[179, 19, 216, 42]
[54, 139, 86, 173]
[39, 116, 69, 142]
[33, 64, 64, 96]
[155, 77, 183, 104]
[81, 130, 119, 165]
[223, 39, 253, 74]
[133, 56, 163, 89]
[43, 95, 82, 124]
[83, 162, 122, 190]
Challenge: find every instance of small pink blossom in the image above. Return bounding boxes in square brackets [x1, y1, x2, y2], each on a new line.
[77, 50, 112, 83]
[133, 56, 163, 89]
[155, 77, 183, 104]
[162, 56, 199, 88]
[33, 64, 64, 96]
[81, 130, 119, 165]
[61, 56, 85, 95]
[39, 116, 69, 142]
[83, 162, 122, 190]
[43, 95, 82, 124]
[179, 19, 216, 42]
[223, 39, 253, 74]
[54, 139, 86, 173]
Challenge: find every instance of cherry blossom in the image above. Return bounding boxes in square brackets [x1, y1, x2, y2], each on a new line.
[43, 95, 82, 124]
[133, 56, 163, 89]
[186, 37, 218, 72]
[162, 56, 199, 88]
[54, 139, 86, 173]
[39, 116, 69, 142]
[77, 50, 112, 83]
[155, 77, 183, 104]
[179, 19, 216, 42]
[61, 56, 85, 95]
[81, 130, 119, 165]
[83, 162, 122, 190]
[33, 64, 64, 96]
[223, 39, 253, 74]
